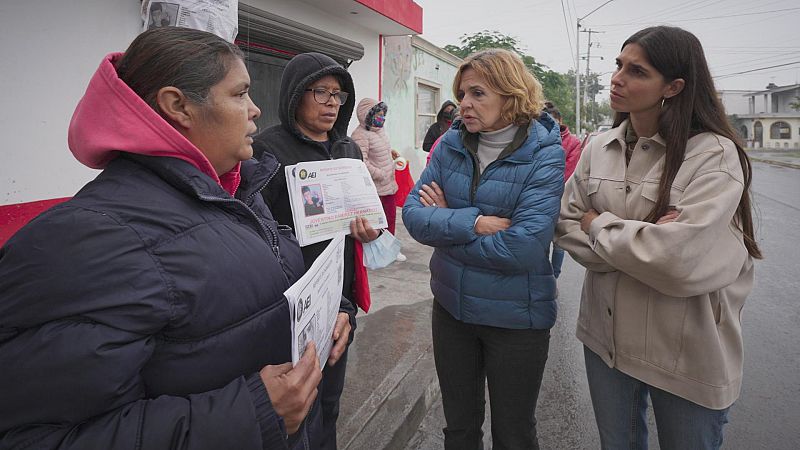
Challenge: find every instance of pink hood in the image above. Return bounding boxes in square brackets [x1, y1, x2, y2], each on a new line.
[68, 53, 240, 194]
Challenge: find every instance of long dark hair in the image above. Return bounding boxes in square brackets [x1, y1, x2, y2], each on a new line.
[115, 27, 244, 115]
[613, 26, 761, 258]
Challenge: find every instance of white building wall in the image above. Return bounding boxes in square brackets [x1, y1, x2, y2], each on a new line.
[1, 0, 141, 204]
[382, 36, 459, 179]
[1, 0, 382, 205]
[744, 117, 800, 149]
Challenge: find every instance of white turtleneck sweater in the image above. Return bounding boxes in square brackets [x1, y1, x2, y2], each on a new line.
[476, 123, 519, 173]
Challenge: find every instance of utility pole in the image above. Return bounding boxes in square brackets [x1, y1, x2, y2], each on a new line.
[575, 0, 614, 137]
[582, 29, 603, 130]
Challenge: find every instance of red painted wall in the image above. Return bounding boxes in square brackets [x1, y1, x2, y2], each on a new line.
[0, 198, 71, 246]
[355, 0, 423, 34]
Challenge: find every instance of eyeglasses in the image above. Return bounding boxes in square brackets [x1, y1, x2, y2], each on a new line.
[304, 88, 349, 105]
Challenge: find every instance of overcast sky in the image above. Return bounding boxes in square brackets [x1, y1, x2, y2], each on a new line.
[413, 0, 800, 93]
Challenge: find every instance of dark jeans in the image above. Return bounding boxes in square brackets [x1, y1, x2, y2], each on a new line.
[319, 348, 348, 450]
[431, 301, 550, 450]
[550, 244, 565, 279]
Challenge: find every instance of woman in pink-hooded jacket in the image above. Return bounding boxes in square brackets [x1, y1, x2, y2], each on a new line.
[351, 98, 406, 261]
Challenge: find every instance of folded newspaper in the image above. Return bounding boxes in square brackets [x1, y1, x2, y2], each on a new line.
[285, 159, 387, 246]
[284, 235, 345, 367]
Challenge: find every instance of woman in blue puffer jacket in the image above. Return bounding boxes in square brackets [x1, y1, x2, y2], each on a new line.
[403, 48, 564, 450]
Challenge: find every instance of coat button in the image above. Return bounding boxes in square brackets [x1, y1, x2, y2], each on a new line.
[625, 185, 631, 193]
[642, 143, 650, 151]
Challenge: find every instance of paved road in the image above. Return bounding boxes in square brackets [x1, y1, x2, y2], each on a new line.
[406, 161, 800, 449]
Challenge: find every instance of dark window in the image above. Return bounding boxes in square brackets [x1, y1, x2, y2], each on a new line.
[770, 121, 791, 139]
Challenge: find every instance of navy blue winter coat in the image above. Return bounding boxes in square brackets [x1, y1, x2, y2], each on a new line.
[0, 154, 312, 449]
[403, 115, 565, 329]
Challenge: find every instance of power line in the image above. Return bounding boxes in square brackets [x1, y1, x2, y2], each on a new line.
[674, 7, 800, 22]
[595, 6, 800, 27]
[714, 61, 800, 79]
[713, 53, 800, 71]
[561, 0, 575, 67]
[618, 0, 696, 26]
[658, 0, 728, 22]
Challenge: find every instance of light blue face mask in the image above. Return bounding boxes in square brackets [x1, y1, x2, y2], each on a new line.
[362, 230, 400, 269]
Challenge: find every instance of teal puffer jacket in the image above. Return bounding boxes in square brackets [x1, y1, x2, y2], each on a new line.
[403, 114, 564, 329]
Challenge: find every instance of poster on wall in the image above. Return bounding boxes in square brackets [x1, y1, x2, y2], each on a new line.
[141, 0, 238, 42]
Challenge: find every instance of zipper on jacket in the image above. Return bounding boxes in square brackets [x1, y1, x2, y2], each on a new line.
[199, 195, 278, 252]
[246, 159, 283, 252]
[198, 194, 289, 286]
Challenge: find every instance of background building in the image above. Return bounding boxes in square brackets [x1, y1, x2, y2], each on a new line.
[738, 83, 800, 149]
[0, 0, 422, 238]
[382, 35, 461, 177]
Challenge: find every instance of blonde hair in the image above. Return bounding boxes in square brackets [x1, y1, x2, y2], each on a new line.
[452, 48, 545, 125]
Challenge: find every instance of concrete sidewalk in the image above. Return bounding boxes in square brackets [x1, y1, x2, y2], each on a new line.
[337, 213, 439, 450]
[747, 148, 800, 169]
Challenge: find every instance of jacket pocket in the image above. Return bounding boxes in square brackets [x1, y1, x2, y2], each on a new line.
[641, 181, 684, 207]
[587, 178, 601, 196]
[578, 270, 617, 347]
[645, 292, 688, 371]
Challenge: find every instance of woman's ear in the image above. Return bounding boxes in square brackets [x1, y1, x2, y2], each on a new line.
[156, 87, 193, 129]
[663, 78, 685, 100]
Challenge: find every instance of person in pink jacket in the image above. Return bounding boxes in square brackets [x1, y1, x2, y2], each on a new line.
[351, 98, 406, 261]
[543, 101, 582, 282]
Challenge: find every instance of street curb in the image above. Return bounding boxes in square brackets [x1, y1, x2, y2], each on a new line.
[750, 157, 800, 169]
[341, 345, 439, 450]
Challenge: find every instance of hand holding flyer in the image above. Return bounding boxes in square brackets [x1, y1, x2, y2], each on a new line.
[284, 235, 345, 367]
[285, 159, 387, 246]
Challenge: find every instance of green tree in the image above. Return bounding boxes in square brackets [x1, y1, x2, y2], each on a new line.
[790, 96, 800, 112]
[445, 30, 608, 132]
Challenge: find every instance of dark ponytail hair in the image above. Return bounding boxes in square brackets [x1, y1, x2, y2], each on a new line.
[614, 26, 761, 259]
[115, 27, 244, 116]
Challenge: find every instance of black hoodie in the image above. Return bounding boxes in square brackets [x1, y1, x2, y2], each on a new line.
[253, 52, 362, 307]
[422, 100, 457, 152]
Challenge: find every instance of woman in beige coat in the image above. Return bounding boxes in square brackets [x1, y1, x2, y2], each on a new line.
[351, 98, 405, 261]
[556, 26, 761, 450]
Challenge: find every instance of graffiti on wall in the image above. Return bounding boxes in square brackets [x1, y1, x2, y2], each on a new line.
[386, 36, 413, 92]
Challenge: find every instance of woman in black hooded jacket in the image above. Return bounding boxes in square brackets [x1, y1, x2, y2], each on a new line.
[422, 100, 457, 152]
[252, 52, 377, 450]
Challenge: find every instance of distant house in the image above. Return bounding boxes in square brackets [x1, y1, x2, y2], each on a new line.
[717, 90, 751, 115]
[381, 36, 461, 177]
[737, 83, 800, 149]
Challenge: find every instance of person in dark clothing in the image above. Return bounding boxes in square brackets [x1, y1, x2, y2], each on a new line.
[422, 100, 457, 152]
[0, 28, 329, 449]
[252, 52, 378, 450]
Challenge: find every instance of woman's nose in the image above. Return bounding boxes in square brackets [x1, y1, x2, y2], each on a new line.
[610, 71, 622, 86]
[249, 97, 261, 120]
